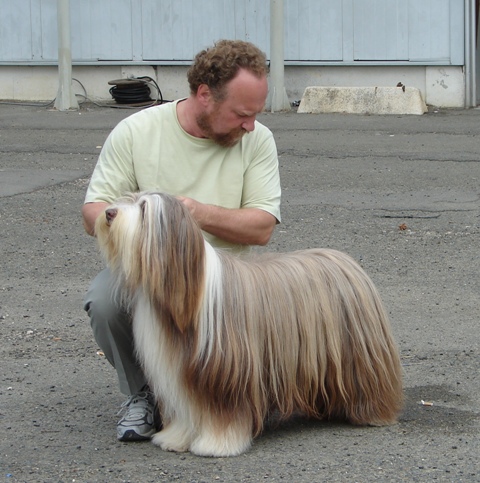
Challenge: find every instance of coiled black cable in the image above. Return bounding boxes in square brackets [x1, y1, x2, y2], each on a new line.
[109, 82, 151, 104]
[108, 76, 166, 106]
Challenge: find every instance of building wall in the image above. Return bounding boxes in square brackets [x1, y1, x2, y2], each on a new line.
[0, 0, 468, 107]
[0, 64, 465, 108]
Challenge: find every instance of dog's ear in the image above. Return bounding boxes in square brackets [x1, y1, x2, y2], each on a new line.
[163, 200, 205, 333]
[141, 194, 205, 334]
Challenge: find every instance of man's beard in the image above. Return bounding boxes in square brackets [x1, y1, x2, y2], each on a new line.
[196, 110, 247, 148]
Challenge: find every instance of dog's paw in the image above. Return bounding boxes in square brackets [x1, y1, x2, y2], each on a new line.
[151, 425, 191, 453]
[190, 432, 252, 457]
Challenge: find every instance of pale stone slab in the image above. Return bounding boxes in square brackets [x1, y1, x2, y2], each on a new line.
[297, 86, 427, 115]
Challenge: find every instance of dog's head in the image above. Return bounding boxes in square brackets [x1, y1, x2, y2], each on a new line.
[95, 192, 205, 332]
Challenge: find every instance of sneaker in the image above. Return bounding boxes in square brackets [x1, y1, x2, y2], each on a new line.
[117, 385, 156, 441]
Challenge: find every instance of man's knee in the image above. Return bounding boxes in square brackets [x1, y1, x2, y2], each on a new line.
[84, 269, 130, 334]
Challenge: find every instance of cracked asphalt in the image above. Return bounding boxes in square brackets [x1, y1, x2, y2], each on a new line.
[0, 103, 479, 482]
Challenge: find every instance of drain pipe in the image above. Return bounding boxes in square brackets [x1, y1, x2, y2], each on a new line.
[464, 0, 476, 107]
[54, 0, 78, 110]
[269, 0, 291, 112]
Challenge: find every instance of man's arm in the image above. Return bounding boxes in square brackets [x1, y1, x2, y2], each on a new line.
[82, 202, 109, 236]
[178, 196, 277, 246]
[82, 198, 276, 246]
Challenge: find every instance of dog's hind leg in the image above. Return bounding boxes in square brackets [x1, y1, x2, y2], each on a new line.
[189, 410, 253, 457]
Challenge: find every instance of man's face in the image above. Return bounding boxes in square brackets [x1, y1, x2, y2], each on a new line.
[196, 104, 247, 148]
[197, 69, 268, 148]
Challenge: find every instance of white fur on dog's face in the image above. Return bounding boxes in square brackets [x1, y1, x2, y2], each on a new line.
[96, 191, 403, 457]
[95, 193, 146, 285]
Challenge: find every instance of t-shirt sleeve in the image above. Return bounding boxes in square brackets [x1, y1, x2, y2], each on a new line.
[84, 119, 139, 204]
[241, 125, 282, 223]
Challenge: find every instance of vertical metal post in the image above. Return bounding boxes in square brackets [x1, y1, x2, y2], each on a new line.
[269, 0, 291, 112]
[476, 0, 480, 106]
[54, 0, 78, 110]
[464, 0, 477, 107]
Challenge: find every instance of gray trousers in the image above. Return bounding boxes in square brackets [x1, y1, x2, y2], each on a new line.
[83, 268, 147, 395]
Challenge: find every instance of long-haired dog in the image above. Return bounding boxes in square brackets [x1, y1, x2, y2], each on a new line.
[95, 191, 403, 457]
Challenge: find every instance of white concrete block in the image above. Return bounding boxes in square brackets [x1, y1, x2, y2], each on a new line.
[297, 86, 427, 115]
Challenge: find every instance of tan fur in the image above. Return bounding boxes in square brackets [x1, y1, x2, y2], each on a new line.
[95, 191, 403, 457]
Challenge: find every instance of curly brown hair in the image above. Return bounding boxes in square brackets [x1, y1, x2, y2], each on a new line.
[187, 39, 268, 101]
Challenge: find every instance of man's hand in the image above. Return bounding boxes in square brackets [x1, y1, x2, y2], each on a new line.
[82, 202, 109, 236]
[177, 196, 276, 246]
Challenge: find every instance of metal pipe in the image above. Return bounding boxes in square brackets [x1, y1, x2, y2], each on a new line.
[269, 0, 291, 112]
[54, 0, 78, 110]
[464, 0, 477, 108]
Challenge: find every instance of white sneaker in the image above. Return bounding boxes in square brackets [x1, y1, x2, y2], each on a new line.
[116, 386, 156, 441]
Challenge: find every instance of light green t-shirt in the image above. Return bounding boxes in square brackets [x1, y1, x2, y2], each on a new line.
[85, 100, 281, 253]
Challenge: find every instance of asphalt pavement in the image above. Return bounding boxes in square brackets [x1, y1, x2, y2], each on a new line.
[0, 102, 479, 482]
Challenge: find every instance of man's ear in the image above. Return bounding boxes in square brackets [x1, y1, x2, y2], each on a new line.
[196, 84, 213, 107]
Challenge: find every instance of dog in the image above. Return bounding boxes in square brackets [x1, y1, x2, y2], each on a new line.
[95, 191, 403, 457]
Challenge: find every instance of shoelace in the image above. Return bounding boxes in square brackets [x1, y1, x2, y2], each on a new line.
[117, 391, 153, 417]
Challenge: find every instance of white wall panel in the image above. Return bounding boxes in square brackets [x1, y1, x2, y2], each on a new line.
[0, 0, 466, 65]
[38, 0, 58, 61]
[408, 0, 450, 61]
[353, 0, 461, 63]
[353, 0, 409, 60]
[0, 0, 34, 61]
[239, 0, 269, 50]
[141, 0, 268, 61]
[70, 0, 134, 61]
[285, 0, 343, 60]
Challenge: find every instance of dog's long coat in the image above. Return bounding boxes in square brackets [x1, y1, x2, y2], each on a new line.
[96, 191, 403, 457]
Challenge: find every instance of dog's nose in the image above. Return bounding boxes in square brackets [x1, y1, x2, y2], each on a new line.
[105, 208, 118, 225]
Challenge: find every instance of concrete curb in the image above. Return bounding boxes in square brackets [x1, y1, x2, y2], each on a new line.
[298, 86, 428, 115]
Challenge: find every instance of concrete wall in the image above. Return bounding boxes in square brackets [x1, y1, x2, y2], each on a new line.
[0, 64, 465, 108]
[285, 65, 465, 108]
[0, 65, 191, 105]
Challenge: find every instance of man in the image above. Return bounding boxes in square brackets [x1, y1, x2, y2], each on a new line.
[82, 39, 281, 441]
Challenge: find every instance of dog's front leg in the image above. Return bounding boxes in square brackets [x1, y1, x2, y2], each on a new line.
[189, 409, 253, 457]
[150, 371, 197, 452]
[132, 294, 195, 452]
[151, 418, 193, 453]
